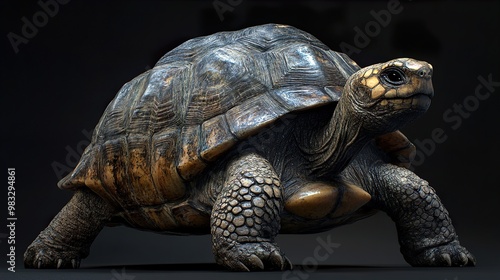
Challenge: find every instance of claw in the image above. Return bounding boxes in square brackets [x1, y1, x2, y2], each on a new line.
[468, 254, 477, 266]
[233, 261, 250, 272]
[269, 250, 285, 270]
[284, 257, 293, 270]
[459, 252, 468, 265]
[441, 253, 452, 266]
[248, 254, 265, 270]
[37, 260, 42, 269]
[71, 259, 78, 268]
[57, 259, 63, 269]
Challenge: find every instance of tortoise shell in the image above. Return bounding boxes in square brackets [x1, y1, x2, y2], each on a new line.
[58, 24, 412, 229]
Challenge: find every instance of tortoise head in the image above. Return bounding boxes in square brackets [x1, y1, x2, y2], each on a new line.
[343, 58, 434, 134]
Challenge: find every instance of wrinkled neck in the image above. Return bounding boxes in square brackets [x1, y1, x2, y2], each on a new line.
[306, 99, 373, 178]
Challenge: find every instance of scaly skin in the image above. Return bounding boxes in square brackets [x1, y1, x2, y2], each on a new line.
[24, 189, 115, 268]
[372, 164, 475, 266]
[341, 153, 476, 267]
[211, 153, 292, 271]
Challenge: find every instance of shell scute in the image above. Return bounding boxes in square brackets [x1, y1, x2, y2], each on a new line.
[98, 72, 150, 140]
[126, 135, 163, 206]
[100, 137, 134, 208]
[177, 125, 207, 181]
[225, 93, 289, 139]
[186, 46, 268, 125]
[272, 86, 335, 111]
[151, 129, 186, 201]
[200, 114, 238, 162]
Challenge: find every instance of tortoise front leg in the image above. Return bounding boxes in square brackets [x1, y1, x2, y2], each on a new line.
[24, 188, 116, 268]
[370, 164, 475, 266]
[211, 153, 292, 271]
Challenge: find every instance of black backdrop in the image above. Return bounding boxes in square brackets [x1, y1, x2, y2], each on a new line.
[1, 1, 499, 279]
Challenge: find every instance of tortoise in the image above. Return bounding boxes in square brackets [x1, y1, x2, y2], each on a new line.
[24, 23, 475, 271]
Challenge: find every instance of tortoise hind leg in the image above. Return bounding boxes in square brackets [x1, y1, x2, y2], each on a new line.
[24, 188, 116, 268]
[211, 153, 292, 271]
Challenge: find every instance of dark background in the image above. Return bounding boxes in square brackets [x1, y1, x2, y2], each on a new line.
[1, 0, 499, 279]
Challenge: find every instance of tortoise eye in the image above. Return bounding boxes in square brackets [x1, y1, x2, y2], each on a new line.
[381, 68, 406, 86]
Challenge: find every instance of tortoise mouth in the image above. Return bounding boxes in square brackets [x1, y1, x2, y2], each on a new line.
[380, 93, 431, 111]
[384, 89, 434, 99]
[407, 93, 432, 110]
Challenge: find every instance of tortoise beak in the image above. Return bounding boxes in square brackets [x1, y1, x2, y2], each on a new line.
[410, 61, 434, 99]
[405, 60, 433, 98]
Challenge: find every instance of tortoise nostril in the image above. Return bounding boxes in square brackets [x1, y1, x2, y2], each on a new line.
[418, 67, 432, 78]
